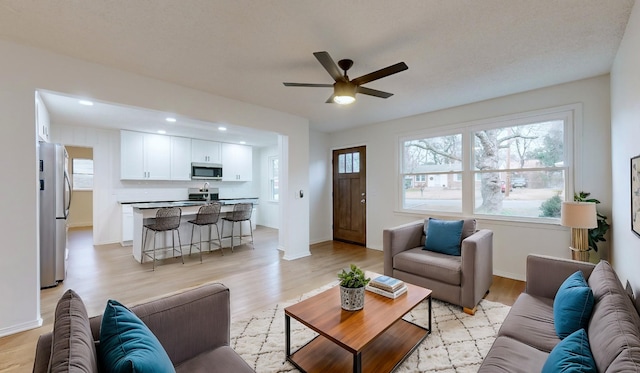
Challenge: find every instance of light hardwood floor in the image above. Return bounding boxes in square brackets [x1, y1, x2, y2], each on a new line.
[0, 226, 524, 373]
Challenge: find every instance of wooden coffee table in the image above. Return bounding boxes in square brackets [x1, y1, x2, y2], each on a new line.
[284, 282, 431, 373]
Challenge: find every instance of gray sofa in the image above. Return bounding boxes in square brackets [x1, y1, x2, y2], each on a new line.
[479, 255, 640, 372]
[33, 282, 255, 373]
[383, 219, 493, 314]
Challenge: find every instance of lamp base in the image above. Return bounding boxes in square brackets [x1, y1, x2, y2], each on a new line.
[570, 247, 590, 262]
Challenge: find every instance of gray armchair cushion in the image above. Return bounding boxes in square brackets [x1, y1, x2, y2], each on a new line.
[393, 248, 462, 286]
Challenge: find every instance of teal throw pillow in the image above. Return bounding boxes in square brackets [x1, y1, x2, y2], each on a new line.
[423, 218, 464, 256]
[542, 328, 596, 373]
[99, 299, 175, 373]
[553, 271, 595, 339]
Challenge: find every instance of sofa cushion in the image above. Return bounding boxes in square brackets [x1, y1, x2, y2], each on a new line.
[423, 218, 464, 255]
[542, 329, 596, 373]
[49, 289, 99, 373]
[477, 336, 548, 373]
[586, 260, 640, 372]
[99, 299, 176, 373]
[393, 247, 461, 286]
[174, 346, 255, 373]
[497, 293, 560, 353]
[553, 271, 594, 339]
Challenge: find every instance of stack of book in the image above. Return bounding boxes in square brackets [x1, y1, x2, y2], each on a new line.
[366, 275, 407, 299]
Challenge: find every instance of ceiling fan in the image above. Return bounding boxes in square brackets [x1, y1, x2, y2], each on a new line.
[283, 51, 408, 105]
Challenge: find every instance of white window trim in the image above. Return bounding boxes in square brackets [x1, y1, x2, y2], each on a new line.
[397, 103, 582, 224]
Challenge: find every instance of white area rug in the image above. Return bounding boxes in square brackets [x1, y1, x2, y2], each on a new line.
[231, 282, 511, 373]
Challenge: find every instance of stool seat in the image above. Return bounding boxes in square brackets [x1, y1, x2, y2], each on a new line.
[221, 203, 254, 252]
[141, 207, 184, 270]
[188, 202, 223, 262]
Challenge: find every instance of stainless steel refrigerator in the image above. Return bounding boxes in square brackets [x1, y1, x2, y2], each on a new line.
[39, 142, 71, 288]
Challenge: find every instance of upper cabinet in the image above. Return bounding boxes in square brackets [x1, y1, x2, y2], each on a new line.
[222, 143, 253, 181]
[120, 131, 171, 180]
[120, 130, 253, 182]
[191, 139, 221, 163]
[170, 136, 192, 180]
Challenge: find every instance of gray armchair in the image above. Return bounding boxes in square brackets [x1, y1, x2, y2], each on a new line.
[383, 219, 493, 314]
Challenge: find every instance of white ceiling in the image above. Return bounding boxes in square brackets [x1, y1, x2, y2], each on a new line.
[0, 1, 635, 137]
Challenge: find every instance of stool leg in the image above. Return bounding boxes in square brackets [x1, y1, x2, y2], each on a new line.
[189, 224, 196, 256]
[177, 229, 184, 264]
[249, 220, 254, 249]
[215, 224, 223, 256]
[230, 221, 235, 252]
[141, 227, 147, 264]
[152, 231, 157, 271]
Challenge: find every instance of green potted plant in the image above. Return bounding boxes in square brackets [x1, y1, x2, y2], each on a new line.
[337, 264, 370, 311]
[574, 191, 611, 254]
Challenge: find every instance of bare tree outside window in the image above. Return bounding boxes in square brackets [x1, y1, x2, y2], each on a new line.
[401, 114, 568, 219]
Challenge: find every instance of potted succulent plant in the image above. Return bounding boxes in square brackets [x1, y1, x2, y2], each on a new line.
[337, 264, 370, 311]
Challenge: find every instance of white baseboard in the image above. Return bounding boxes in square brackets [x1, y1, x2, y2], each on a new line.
[494, 269, 525, 282]
[0, 317, 43, 338]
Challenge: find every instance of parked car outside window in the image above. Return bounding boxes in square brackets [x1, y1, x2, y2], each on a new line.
[511, 178, 527, 188]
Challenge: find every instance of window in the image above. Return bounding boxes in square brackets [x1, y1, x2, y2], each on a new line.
[72, 158, 93, 191]
[337, 151, 360, 174]
[402, 133, 463, 212]
[269, 156, 279, 202]
[400, 106, 574, 221]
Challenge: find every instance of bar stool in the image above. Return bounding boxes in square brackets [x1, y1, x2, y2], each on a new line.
[188, 202, 223, 263]
[141, 207, 183, 270]
[221, 203, 254, 252]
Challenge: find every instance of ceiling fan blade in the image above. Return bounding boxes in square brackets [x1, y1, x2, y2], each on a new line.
[325, 94, 335, 104]
[351, 62, 408, 86]
[313, 51, 345, 82]
[283, 82, 333, 87]
[357, 86, 393, 99]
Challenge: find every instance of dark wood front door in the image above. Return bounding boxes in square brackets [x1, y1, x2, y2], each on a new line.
[333, 146, 366, 245]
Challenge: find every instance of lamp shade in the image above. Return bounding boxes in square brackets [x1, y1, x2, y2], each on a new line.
[561, 202, 597, 229]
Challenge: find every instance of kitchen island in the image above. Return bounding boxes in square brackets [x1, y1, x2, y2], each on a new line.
[127, 199, 257, 263]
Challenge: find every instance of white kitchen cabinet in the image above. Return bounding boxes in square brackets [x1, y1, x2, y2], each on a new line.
[121, 204, 133, 245]
[191, 139, 221, 163]
[170, 136, 192, 180]
[221, 143, 253, 181]
[120, 130, 171, 180]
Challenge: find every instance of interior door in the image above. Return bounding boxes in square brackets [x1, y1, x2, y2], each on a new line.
[333, 146, 366, 245]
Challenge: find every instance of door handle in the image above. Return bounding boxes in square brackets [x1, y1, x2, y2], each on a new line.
[360, 199, 366, 203]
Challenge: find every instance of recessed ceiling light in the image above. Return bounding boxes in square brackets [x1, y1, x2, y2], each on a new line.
[166, 117, 176, 122]
[157, 130, 166, 134]
[78, 100, 93, 106]
[240, 141, 246, 145]
[218, 126, 227, 131]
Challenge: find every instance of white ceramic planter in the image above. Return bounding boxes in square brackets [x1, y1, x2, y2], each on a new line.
[340, 286, 365, 311]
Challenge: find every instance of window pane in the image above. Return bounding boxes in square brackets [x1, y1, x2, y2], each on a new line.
[346, 153, 353, 173]
[403, 134, 462, 173]
[72, 158, 93, 191]
[474, 120, 564, 171]
[353, 152, 360, 173]
[338, 154, 345, 173]
[473, 170, 565, 217]
[402, 173, 462, 212]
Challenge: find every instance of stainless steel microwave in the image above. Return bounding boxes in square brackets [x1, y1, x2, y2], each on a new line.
[191, 162, 223, 180]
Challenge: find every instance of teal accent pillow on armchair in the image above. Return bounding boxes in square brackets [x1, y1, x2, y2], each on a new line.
[423, 218, 464, 256]
[99, 299, 175, 373]
[553, 271, 595, 339]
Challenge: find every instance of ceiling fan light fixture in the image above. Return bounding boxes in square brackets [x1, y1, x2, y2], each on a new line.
[333, 81, 356, 105]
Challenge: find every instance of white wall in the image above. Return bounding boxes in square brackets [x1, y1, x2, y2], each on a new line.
[327, 75, 612, 280]
[309, 130, 332, 244]
[0, 39, 310, 337]
[611, 2, 640, 293]
[258, 144, 280, 229]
